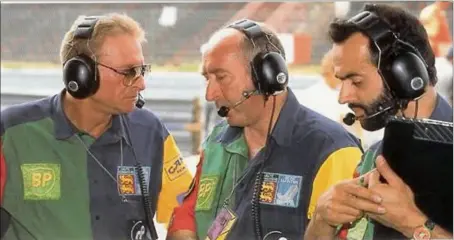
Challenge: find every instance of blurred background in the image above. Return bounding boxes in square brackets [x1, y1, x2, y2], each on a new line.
[1, 1, 452, 237]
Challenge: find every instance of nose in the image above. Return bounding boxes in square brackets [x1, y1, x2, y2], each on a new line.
[134, 75, 146, 91]
[205, 78, 220, 102]
[338, 81, 355, 105]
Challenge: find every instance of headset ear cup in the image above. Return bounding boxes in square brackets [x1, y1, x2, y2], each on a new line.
[252, 52, 288, 95]
[63, 54, 99, 99]
[388, 52, 429, 100]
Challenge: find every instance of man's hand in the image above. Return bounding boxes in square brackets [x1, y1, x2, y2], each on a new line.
[166, 230, 198, 240]
[315, 172, 385, 227]
[367, 155, 427, 238]
[304, 172, 385, 240]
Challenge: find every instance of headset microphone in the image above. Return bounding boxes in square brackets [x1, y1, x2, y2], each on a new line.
[343, 105, 394, 126]
[217, 90, 257, 117]
[217, 106, 230, 118]
[343, 113, 356, 126]
[135, 93, 145, 109]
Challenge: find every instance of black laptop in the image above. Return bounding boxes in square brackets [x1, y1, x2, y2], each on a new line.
[381, 116, 453, 232]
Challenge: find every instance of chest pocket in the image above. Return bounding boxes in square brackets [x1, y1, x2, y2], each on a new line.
[255, 147, 312, 238]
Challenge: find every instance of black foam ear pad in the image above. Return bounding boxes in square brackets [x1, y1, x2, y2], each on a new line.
[251, 51, 289, 96]
[63, 54, 99, 99]
[384, 51, 429, 100]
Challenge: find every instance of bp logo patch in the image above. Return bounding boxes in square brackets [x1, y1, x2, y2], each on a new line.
[21, 163, 61, 200]
[195, 175, 218, 211]
[259, 172, 303, 208]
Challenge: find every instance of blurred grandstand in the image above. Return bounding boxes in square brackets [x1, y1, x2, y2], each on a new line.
[2, 2, 451, 68]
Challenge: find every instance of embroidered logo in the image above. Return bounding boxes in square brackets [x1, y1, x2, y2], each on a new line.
[259, 172, 303, 208]
[195, 175, 219, 211]
[21, 163, 61, 200]
[164, 156, 188, 181]
[117, 166, 151, 196]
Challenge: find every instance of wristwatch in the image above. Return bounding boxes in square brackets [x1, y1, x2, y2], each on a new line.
[413, 219, 436, 240]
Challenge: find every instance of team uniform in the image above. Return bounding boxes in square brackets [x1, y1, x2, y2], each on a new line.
[168, 89, 363, 239]
[0, 91, 193, 240]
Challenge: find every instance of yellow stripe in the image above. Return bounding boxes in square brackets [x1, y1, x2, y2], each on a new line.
[307, 147, 362, 220]
[156, 134, 194, 224]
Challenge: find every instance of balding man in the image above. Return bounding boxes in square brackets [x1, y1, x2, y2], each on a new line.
[166, 19, 363, 240]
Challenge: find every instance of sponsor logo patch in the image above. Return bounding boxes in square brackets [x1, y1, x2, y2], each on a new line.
[195, 175, 219, 211]
[259, 172, 303, 208]
[164, 156, 188, 181]
[21, 163, 61, 200]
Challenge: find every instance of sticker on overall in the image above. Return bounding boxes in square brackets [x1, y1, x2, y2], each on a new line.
[164, 156, 188, 181]
[195, 175, 218, 211]
[117, 166, 151, 196]
[259, 172, 303, 208]
[21, 163, 61, 200]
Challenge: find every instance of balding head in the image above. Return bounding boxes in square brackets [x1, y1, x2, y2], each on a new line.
[201, 27, 246, 65]
[201, 21, 286, 74]
[200, 21, 288, 128]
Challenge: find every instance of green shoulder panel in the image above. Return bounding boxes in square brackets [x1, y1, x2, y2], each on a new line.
[2, 118, 93, 240]
[195, 120, 249, 239]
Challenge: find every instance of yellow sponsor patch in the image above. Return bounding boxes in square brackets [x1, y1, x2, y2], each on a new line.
[21, 163, 61, 200]
[163, 134, 189, 181]
[164, 156, 188, 181]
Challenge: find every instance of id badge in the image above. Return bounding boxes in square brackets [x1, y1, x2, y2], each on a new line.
[205, 207, 237, 240]
[117, 166, 151, 197]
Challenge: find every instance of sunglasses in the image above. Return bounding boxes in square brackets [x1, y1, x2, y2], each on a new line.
[96, 61, 152, 86]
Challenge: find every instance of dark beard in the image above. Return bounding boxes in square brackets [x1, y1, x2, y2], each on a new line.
[349, 89, 397, 131]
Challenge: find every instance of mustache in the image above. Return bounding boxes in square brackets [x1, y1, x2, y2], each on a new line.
[348, 103, 367, 111]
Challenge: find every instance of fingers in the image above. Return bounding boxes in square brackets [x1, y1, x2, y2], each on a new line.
[326, 212, 361, 226]
[355, 169, 377, 186]
[368, 169, 380, 188]
[329, 203, 364, 219]
[343, 193, 386, 215]
[320, 201, 364, 225]
[316, 177, 386, 227]
[344, 180, 382, 204]
[375, 155, 404, 187]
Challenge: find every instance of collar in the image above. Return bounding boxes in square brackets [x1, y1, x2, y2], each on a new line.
[268, 88, 301, 147]
[218, 88, 301, 149]
[428, 94, 453, 122]
[51, 90, 130, 145]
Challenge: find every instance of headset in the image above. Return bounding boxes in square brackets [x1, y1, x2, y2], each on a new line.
[62, 16, 145, 108]
[63, 16, 102, 100]
[227, 19, 289, 96]
[347, 10, 430, 101]
[226, 19, 288, 240]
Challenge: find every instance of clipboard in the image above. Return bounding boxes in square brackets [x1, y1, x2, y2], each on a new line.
[381, 116, 453, 231]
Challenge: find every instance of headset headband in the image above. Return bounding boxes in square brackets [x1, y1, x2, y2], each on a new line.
[348, 11, 428, 69]
[74, 16, 101, 39]
[228, 19, 264, 41]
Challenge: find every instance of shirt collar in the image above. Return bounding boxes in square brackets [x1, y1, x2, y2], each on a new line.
[268, 88, 301, 147]
[51, 90, 130, 145]
[428, 94, 453, 122]
[218, 88, 301, 148]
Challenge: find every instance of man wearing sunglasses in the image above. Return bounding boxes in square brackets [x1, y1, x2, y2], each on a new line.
[0, 13, 193, 240]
